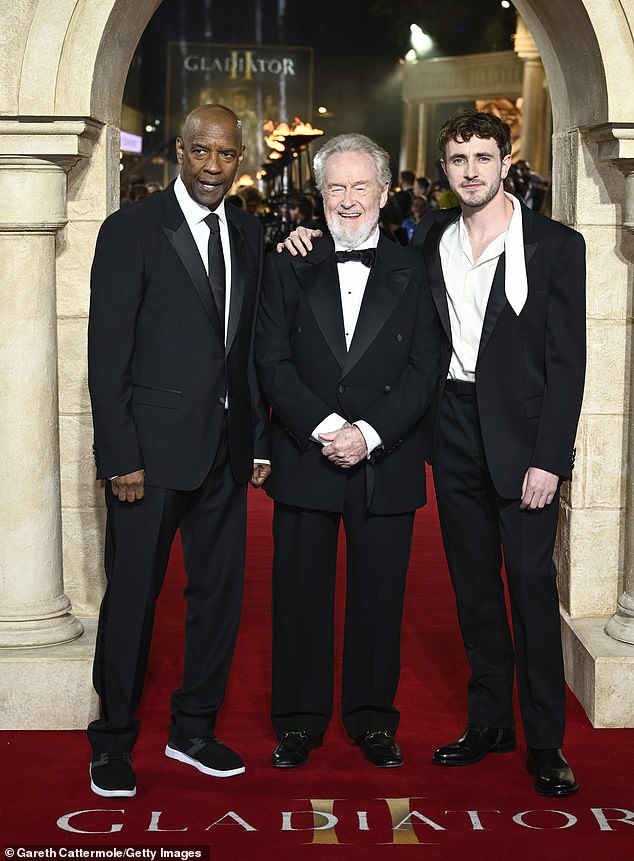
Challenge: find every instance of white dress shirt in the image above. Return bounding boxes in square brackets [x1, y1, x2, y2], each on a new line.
[440, 193, 526, 382]
[311, 227, 382, 455]
[174, 177, 269, 468]
[174, 175, 232, 342]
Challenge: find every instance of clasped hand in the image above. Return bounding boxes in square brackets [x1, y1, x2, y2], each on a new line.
[320, 422, 367, 468]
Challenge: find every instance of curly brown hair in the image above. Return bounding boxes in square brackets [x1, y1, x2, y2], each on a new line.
[437, 110, 512, 160]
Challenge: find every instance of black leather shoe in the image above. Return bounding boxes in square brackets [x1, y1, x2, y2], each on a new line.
[526, 747, 579, 796]
[272, 731, 323, 768]
[432, 724, 516, 766]
[356, 731, 403, 767]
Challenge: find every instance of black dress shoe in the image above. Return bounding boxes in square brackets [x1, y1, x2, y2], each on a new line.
[526, 747, 579, 796]
[272, 731, 323, 768]
[356, 731, 403, 767]
[432, 724, 516, 766]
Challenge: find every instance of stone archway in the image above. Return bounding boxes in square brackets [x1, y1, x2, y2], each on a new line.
[0, 0, 633, 728]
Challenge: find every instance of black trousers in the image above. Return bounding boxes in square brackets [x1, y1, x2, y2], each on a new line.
[88, 422, 247, 754]
[433, 385, 565, 748]
[271, 464, 415, 741]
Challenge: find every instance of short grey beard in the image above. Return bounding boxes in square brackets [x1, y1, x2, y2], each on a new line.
[326, 212, 378, 249]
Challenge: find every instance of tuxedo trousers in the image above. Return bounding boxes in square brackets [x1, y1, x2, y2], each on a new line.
[88, 419, 247, 754]
[432, 384, 566, 748]
[270, 463, 415, 741]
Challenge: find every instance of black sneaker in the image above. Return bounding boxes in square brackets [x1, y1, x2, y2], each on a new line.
[89, 752, 136, 797]
[165, 733, 245, 777]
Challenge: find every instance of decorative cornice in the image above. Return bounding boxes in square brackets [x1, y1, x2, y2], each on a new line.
[588, 123, 634, 232]
[402, 51, 523, 102]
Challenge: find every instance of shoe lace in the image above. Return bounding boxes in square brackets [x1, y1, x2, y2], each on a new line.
[282, 731, 309, 740]
[186, 736, 221, 754]
[93, 752, 132, 767]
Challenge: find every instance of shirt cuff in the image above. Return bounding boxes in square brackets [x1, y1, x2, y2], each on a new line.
[253, 459, 271, 465]
[311, 413, 347, 445]
[354, 420, 382, 457]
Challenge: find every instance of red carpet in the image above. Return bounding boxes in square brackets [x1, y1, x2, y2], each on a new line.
[2, 475, 633, 860]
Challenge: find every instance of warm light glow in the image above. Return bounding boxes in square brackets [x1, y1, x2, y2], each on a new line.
[501, 0, 511, 7]
[144, 124, 154, 133]
[236, 174, 254, 187]
[405, 49, 417, 63]
[263, 117, 324, 158]
[410, 24, 433, 55]
[318, 106, 328, 114]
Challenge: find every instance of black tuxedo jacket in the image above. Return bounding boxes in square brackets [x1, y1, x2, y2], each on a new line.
[255, 234, 441, 515]
[88, 182, 269, 490]
[411, 202, 586, 498]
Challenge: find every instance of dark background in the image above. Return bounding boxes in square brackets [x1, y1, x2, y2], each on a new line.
[125, 0, 516, 181]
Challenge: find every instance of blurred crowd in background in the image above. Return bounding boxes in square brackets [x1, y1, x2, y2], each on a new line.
[121, 156, 550, 249]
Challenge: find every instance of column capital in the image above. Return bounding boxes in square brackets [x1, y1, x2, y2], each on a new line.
[0, 119, 101, 232]
[514, 15, 540, 62]
[588, 123, 634, 232]
[0, 118, 101, 166]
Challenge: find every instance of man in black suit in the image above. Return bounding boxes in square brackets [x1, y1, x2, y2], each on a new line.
[279, 112, 586, 795]
[256, 134, 440, 768]
[410, 111, 585, 796]
[87, 104, 270, 797]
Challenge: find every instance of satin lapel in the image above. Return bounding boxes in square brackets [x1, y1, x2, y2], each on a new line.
[162, 220, 224, 339]
[225, 214, 246, 355]
[477, 204, 538, 360]
[293, 239, 347, 368]
[478, 253, 507, 359]
[522, 203, 538, 269]
[423, 218, 453, 343]
[342, 238, 413, 377]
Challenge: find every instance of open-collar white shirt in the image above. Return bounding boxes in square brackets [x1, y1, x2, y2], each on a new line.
[440, 193, 526, 382]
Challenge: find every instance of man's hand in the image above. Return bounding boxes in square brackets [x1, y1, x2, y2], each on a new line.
[111, 469, 145, 502]
[275, 226, 323, 257]
[320, 423, 367, 468]
[520, 467, 559, 510]
[250, 462, 271, 487]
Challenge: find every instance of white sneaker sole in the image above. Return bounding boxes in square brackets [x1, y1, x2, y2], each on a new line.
[89, 767, 137, 797]
[164, 744, 245, 777]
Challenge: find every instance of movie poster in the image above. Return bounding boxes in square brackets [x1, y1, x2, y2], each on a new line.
[167, 43, 314, 181]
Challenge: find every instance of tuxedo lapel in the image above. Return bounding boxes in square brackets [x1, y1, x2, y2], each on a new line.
[422, 215, 455, 344]
[292, 238, 347, 368]
[161, 188, 224, 339]
[477, 203, 538, 359]
[342, 236, 413, 377]
[478, 254, 507, 359]
[226, 211, 246, 355]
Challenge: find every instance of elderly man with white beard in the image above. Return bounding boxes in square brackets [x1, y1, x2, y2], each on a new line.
[255, 133, 440, 769]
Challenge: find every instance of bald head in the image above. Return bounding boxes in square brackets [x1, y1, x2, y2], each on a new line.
[176, 103, 245, 210]
[182, 104, 242, 147]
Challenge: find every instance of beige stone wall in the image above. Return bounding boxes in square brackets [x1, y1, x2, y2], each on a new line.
[553, 129, 633, 618]
[57, 122, 121, 617]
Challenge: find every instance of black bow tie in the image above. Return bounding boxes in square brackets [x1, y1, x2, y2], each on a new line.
[335, 248, 376, 267]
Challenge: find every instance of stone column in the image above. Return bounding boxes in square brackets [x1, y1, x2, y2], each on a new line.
[400, 99, 418, 174]
[514, 15, 552, 179]
[0, 123, 92, 648]
[587, 125, 634, 645]
[604, 158, 634, 643]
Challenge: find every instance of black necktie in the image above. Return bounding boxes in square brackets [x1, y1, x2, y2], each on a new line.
[204, 212, 226, 329]
[335, 248, 376, 267]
